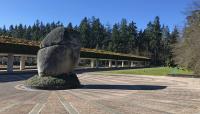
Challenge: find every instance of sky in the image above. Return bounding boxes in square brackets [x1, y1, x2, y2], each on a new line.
[0, 0, 192, 31]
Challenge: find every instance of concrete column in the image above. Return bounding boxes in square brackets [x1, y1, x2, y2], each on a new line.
[131, 61, 134, 67]
[91, 59, 95, 68]
[20, 56, 26, 70]
[7, 54, 14, 72]
[105, 60, 108, 68]
[146, 61, 150, 67]
[128, 61, 131, 67]
[115, 61, 118, 68]
[96, 59, 99, 68]
[121, 61, 124, 67]
[109, 60, 112, 68]
[145, 61, 150, 67]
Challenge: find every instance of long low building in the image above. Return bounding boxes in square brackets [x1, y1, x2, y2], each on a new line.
[0, 36, 151, 72]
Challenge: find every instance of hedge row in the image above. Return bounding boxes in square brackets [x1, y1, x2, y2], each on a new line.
[0, 43, 39, 55]
[0, 36, 40, 46]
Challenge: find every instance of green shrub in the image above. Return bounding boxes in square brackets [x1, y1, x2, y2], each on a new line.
[25, 73, 81, 90]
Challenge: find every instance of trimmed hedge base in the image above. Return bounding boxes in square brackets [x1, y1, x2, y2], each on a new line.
[25, 73, 81, 90]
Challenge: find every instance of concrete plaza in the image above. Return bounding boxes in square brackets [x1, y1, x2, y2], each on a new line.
[0, 72, 200, 114]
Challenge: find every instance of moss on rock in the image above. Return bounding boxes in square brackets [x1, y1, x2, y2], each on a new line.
[25, 73, 81, 90]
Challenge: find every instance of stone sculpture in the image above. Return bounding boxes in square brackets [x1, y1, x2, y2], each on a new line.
[26, 27, 81, 89]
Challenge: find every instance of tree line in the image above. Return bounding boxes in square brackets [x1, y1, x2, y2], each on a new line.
[0, 16, 179, 66]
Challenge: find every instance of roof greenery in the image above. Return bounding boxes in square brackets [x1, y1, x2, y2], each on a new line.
[0, 36, 150, 60]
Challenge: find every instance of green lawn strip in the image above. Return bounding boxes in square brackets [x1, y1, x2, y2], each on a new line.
[104, 67, 193, 76]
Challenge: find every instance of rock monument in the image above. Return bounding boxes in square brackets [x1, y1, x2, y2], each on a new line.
[26, 27, 81, 89]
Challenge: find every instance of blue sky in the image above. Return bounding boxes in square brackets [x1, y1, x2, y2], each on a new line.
[0, 0, 192, 30]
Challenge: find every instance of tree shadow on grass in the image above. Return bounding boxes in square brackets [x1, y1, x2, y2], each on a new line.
[80, 84, 167, 90]
[168, 74, 198, 78]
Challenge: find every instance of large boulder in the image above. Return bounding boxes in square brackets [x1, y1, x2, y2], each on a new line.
[37, 27, 80, 77]
[26, 27, 81, 90]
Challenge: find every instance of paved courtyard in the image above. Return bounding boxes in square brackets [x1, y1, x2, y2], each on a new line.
[0, 72, 200, 114]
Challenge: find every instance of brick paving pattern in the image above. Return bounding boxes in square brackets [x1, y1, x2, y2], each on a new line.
[0, 72, 200, 114]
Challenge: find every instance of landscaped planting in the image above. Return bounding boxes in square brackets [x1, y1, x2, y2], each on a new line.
[105, 67, 193, 76]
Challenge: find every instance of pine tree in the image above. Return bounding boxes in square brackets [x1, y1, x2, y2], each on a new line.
[111, 24, 120, 52]
[8, 25, 14, 37]
[17, 24, 24, 38]
[143, 22, 153, 57]
[153, 16, 162, 65]
[128, 21, 137, 54]
[0, 17, 177, 67]
[161, 25, 171, 65]
[143, 16, 163, 65]
[39, 21, 46, 40]
[31, 20, 41, 40]
[169, 26, 179, 66]
[22, 25, 27, 38]
[45, 23, 51, 35]
[2, 25, 7, 36]
[137, 30, 148, 56]
[119, 19, 129, 53]
[90, 17, 105, 49]
[170, 26, 179, 44]
[25, 26, 32, 40]
[0, 28, 3, 36]
[78, 17, 91, 48]
[67, 22, 73, 30]
[102, 25, 112, 50]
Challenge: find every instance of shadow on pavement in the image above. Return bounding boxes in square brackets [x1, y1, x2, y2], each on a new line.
[0, 67, 148, 83]
[0, 67, 151, 83]
[81, 84, 167, 90]
[0, 74, 34, 83]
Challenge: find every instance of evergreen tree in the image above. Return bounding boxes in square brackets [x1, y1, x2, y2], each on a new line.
[31, 20, 40, 40]
[2, 25, 7, 36]
[91, 17, 105, 49]
[169, 26, 179, 66]
[144, 16, 162, 65]
[17, 24, 25, 38]
[102, 25, 112, 50]
[78, 17, 91, 48]
[119, 19, 129, 53]
[8, 25, 14, 37]
[152, 16, 162, 65]
[0, 16, 176, 67]
[170, 26, 179, 44]
[111, 24, 120, 52]
[0, 28, 3, 36]
[161, 25, 171, 65]
[67, 22, 73, 30]
[137, 30, 148, 56]
[45, 23, 51, 35]
[143, 22, 153, 57]
[39, 21, 46, 39]
[128, 21, 137, 54]
[24, 26, 32, 40]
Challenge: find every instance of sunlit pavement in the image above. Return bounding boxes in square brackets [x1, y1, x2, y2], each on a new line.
[0, 72, 200, 114]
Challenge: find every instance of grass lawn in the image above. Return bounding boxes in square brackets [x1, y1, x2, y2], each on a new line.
[104, 67, 193, 76]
